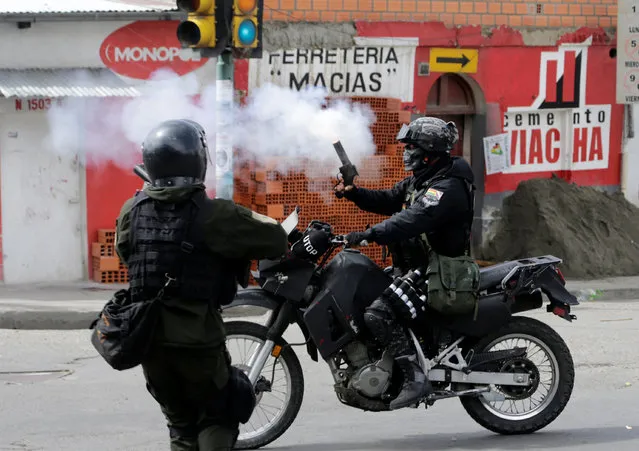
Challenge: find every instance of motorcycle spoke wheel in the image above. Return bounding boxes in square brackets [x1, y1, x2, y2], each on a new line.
[227, 334, 292, 440]
[225, 321, 305, 450]
[479, 334, 558, 421]
[459, 316, 574, 435]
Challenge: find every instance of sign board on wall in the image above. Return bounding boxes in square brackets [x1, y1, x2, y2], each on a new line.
[99, 21, 210, 80]
[248, 37, 417, 102]
[503, 38, 612, 174]
[429, 48, 478, 74]
[483, 133, 510, 175]
[616, 0, 639, 103]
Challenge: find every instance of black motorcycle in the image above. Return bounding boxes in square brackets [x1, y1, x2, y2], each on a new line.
[222, 208, 579, 450]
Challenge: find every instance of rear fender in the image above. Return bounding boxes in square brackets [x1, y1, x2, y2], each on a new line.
[221, 287, 319, 362]
[536, 267, 579, 305]
[507, 265, 578, 321]
[535, 267, 579, 321]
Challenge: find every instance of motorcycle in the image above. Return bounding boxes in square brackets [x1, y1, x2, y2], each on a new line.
[222, 208, 579, 450]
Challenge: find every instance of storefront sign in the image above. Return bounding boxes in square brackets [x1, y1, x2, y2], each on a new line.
[504, 39, 611, 173]
[99, 21, 209, 80]
[248, 38, 417, 101]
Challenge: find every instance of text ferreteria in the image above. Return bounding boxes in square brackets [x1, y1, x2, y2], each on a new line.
[267, 47, 403, 95]
[267, 47, 400, 65]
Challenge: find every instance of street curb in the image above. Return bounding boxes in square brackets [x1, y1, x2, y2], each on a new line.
[569, 288, 639, 302]
[0, 305, 269, 331]
[0, 288, 637, 330]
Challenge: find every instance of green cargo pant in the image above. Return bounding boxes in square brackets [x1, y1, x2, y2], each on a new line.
[142, 345, 239, 451]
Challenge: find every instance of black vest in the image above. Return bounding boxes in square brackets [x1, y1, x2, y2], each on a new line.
[388, 170, 474, 273]
[127, 191, 230, 304]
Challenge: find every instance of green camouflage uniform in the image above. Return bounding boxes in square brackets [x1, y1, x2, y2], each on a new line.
[115, 184, 288, 451]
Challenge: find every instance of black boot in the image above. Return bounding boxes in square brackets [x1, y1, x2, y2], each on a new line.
[389, 353, 433, 410]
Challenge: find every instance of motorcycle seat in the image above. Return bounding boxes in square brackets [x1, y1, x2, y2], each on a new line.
[479, 261, 521, 291]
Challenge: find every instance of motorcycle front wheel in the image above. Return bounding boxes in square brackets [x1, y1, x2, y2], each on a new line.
[225, 321, 305, 450]
[459, 316, 575, 435]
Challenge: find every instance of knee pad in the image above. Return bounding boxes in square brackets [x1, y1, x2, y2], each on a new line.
[364, 297, 395, 345]
[366, 297, 395, 316]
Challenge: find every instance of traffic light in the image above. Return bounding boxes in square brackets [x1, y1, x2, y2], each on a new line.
[232, 0, 262, 49]
[176, 0, 217, 48]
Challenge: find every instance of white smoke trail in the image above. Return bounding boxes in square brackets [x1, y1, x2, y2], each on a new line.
[44, 69, 378, 189]
[230, 83, 377, 171]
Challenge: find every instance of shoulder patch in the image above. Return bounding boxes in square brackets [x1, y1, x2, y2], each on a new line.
[422, 188, 444, 206]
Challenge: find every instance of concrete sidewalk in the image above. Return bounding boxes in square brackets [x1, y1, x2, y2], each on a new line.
[0, 276, 638, 330]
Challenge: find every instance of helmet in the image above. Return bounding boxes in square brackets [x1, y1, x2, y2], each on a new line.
[396, 117, 459, 171]
[141, 119, 209, 187]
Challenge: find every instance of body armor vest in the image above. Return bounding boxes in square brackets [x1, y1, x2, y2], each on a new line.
[388, 171, 474, 274]
[127, 191, 227, 304]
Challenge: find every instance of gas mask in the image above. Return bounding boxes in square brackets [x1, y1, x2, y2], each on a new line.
[403, 145, 427, 172]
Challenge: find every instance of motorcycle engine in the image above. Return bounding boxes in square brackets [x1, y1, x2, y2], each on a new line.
[344, 342, 394, 398]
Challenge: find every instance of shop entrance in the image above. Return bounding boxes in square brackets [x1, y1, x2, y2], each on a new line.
[426, 74, 476, 162]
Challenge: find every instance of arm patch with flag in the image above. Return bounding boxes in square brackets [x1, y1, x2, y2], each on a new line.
[422, 188, 444, 206]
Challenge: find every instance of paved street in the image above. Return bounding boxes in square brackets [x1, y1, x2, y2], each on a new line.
[1, 300, 638, 450]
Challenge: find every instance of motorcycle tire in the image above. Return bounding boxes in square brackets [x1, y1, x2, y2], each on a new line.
[459, 316, 575, 435]
[225, 321, 305, 450]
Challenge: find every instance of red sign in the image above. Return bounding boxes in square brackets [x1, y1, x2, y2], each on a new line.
[99, 21, 208, 80]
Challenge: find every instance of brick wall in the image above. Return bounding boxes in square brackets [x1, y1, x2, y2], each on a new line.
[263, 0, 617, 28]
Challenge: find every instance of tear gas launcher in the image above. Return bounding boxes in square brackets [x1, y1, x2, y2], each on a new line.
[333, 140, 359, 199]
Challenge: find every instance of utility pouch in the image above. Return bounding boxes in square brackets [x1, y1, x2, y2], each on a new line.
[426, 251, 480, 319]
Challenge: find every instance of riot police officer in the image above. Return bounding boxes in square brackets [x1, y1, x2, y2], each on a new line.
[335, 117, 475, 410]
[115, 119, 288, 450]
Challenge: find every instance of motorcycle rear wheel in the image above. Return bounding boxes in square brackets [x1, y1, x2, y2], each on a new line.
[225, 321, 305, 450]
[459, 316, 575, 435]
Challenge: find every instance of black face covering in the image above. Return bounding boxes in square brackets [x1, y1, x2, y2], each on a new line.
[403, 145, 427, 171]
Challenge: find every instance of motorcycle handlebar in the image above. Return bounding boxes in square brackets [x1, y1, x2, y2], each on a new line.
[330, 235, 368, 247]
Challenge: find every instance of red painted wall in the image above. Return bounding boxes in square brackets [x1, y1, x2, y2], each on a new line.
[352, 23, 621, 193]
[86, 22, 621, 280]
[86, 162, 142, 278]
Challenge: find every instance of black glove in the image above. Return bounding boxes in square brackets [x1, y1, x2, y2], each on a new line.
[291, 228, 331, 261]
[334, 174, 357, 200]
[345, 229, 374, 247]
[287, 229, 304, 244]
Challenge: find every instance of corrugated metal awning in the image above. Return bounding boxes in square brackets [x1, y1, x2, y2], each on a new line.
[0, 68, 141, 98]
[0, 0, 177, 14]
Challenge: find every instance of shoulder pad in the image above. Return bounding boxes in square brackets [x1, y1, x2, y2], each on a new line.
[131, 190, 150, 208]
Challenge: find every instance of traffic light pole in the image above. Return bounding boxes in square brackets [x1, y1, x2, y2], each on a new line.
[215, 50, 235, 200]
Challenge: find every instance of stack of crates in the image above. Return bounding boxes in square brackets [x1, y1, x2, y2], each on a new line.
[232, 96, 411, 280]
[92, 229, 128, 284]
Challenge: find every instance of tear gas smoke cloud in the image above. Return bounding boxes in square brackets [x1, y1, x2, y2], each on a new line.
[45, 68, 378, 190]
[230, 83, 378, 177]
[45, 68, 219, 186]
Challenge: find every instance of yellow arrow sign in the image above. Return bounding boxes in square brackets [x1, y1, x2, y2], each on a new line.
[429, 48, 478, 74]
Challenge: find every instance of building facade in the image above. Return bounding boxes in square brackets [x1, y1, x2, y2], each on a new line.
[0, 4, 215, 284]
[0, 0, 634, 283]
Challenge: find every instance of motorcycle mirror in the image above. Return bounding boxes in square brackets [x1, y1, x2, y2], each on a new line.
[281, 208, 300, 235]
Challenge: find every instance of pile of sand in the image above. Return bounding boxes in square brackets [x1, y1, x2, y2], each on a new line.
[481, 175, 639, 279]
